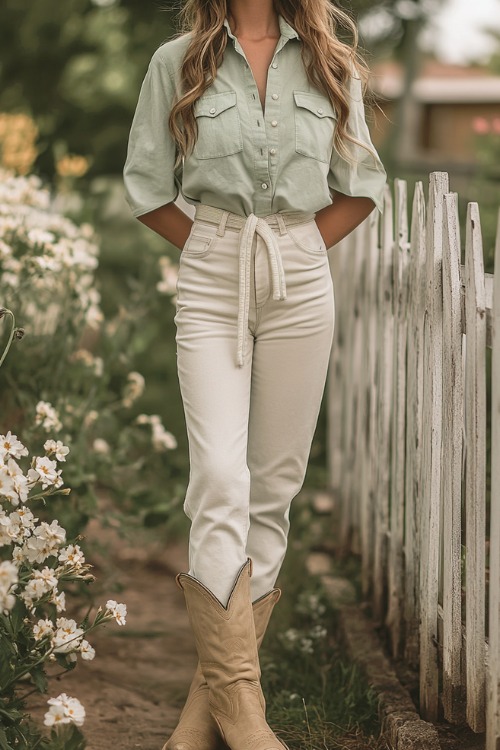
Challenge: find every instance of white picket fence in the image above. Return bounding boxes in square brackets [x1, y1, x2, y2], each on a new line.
[327, 171, 500, 747]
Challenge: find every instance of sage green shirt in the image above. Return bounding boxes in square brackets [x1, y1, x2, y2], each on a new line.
[123, 14, 387, 219]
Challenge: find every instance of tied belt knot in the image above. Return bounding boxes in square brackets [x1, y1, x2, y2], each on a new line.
[192, 205, 317, 368]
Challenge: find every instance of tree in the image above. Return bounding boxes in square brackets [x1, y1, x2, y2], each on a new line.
[0, 0, 443, 181]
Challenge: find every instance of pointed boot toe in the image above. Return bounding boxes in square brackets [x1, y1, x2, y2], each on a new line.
[177, 559, 287, 750]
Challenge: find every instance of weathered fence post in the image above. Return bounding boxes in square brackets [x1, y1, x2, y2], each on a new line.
[441, 192, 465, 723]
[419, 171, 448, 721]
[487, 207, 500, 750]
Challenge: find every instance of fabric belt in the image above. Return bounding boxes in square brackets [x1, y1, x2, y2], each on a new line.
[193, 204, 316, 368]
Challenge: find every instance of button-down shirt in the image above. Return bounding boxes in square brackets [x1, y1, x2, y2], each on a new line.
[123, 14, 387, 219]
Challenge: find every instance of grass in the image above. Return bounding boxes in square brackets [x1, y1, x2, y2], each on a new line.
[260, 490, 386, 750]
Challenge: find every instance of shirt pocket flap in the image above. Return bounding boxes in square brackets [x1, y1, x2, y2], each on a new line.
[194, 91, 238, 118]
[293, 91, 337, 119]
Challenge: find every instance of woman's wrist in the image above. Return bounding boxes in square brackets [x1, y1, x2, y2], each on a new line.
[315, 193, 376, 248]
[137, 202, 194, 250]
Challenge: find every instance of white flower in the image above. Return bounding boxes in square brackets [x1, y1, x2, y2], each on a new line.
[0, 431, 29, 460]
[299, 638, 314, 655]
[10, 507, 37, 533]
[105, 599, 127, 626]
[122, 371, 145, 408]
[0, 560, 18, 612]
[79, 639, 95, 660]
[12, 545, 25, 564]
[282, 628, 299, 644]
[309, 625, 327, 640]
[152, 423, 177, 452]
[22, 567, 58, 606]
[135, 414, 152, 425]
[0, 508, 36, 545]
[44, 439, 70, 462]
[134, 414, 177, 450]
[32, 456, 63, 489]
[68, 349, 103, 376]
[52, 617, 84, 653]
[27, 227, 55, 247]
[35, 519, 66, 546]
[50, 589, 66, 613]
[0, 465, 18, 504]
[92, 438, 110, 455]
[83, 410, 99, 428]
[0, 509, 22, 546]
[21, 520, 66, 564]
[33, 618, 55, 641]
[6, 459, 29, 504]
[58, 544, 85, 569]
[21, 536, 54, 565]
[35, 401, 63, 433]
[44, 693, 85, 727]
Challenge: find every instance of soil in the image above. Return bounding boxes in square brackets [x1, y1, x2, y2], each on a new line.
[26, 518, 197, 750]
[24, 509, 385, 750]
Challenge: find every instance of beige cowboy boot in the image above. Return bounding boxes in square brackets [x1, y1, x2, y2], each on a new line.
[176, 559, 287, 750]
[162, 574, 281, 750]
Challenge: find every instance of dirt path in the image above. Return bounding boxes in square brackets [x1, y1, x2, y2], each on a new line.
[27, 520, 196, 750]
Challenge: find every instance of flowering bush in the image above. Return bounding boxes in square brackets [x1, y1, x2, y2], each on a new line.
[0, 428, 127, 749]
[0, 166, 182, 540]
[0, 166, 102, 336]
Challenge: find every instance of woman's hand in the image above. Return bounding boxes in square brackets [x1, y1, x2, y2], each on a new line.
[136, 202, 194, 250]
[314, 192, 377, 250]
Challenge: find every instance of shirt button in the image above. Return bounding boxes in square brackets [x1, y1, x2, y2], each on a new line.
[271, 93, 279, 100]
[209, 107, 216, 114]
[271, 62, 278, 69]
[269, 148, 276, 155]
[317, 108, 324, 114]
[271, 119, 278, 127]
[261, 183, 268, 190]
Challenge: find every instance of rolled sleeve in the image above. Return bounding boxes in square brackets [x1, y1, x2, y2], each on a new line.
[327, 72, 387, 214]
[123, 47, 180, 218]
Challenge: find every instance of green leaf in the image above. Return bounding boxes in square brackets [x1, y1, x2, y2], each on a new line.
[29, 665, 48, 693]
[0, 726, 9, 750]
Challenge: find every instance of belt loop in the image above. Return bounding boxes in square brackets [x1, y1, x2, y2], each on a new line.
[216, 210, 230, 237]
[275, 213, 287, 236]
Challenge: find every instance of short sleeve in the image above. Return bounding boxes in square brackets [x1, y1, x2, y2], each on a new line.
[123, 47, 181, 218]
[327, 72, 387, 214]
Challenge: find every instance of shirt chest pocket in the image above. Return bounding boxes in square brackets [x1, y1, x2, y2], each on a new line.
[193, 90, 243, 160]
[293, 91, 337, 164]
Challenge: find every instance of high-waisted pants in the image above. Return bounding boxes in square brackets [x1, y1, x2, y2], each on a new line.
[173, 203, 335, 605]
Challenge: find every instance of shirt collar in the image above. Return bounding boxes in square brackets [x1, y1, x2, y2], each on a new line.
[223, 14, 300, 42]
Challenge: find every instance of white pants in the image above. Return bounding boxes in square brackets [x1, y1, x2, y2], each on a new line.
[174, 203, 335, 605]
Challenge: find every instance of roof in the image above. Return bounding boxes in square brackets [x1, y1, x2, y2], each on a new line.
[370, 58, 500, 103]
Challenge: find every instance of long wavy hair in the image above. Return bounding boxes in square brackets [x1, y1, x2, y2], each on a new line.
[167, 0, 380, 171]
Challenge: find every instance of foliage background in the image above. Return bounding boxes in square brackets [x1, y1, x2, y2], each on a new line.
[0, 0, 498, 526]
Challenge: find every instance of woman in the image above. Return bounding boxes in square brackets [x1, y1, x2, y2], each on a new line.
[123, 0, 387, 748]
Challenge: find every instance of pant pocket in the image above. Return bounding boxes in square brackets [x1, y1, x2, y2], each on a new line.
[286, 219, 328, 256]
[181, 220, 220, 258]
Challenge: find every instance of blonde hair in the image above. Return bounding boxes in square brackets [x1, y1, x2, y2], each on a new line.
[166, 0, 380, 171]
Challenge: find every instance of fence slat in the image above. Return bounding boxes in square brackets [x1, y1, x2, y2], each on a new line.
[339, 227, 363, 552]
[360, 210, 381, 593]
[464, 202, 487, 732]
[386, 179, 410, 657]
[441, 192, 466, 723]
[350, 224, 368, 555]
[420, 171, 448, 721]
[486, 207, 500, 750]
[373, 185, 395, 622]
[403, 181, 426, 667]
[327, 240, 347, 495]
